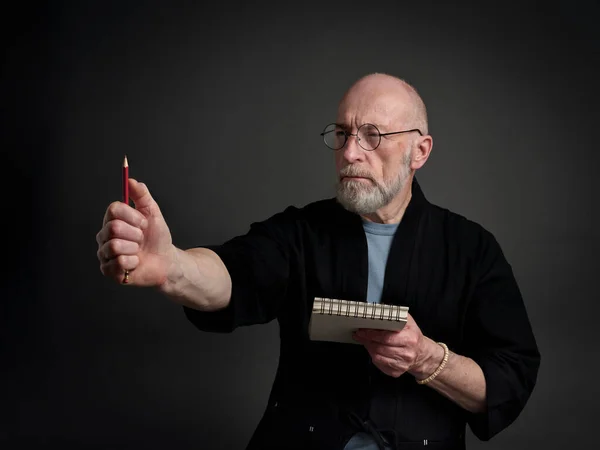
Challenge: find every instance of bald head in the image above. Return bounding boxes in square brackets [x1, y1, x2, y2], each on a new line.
[338, 73, 428, 135]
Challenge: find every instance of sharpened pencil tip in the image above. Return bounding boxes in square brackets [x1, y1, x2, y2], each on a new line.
[123, 155, 128, 167]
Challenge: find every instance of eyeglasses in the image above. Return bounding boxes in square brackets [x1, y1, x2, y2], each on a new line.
[320, 123, 422, 151]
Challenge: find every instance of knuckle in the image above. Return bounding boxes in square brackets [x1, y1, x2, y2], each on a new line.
[107, 202, 120, 217]
[108, 239, 120, 254]
[108, 220, 121, 236]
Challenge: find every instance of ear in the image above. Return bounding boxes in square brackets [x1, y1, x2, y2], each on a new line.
[410, 135, 433, 170]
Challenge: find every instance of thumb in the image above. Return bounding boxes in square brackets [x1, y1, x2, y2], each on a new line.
[128, 178, 163, 218]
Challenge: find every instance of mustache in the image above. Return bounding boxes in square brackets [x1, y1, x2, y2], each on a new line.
[339, 166, 374, 181]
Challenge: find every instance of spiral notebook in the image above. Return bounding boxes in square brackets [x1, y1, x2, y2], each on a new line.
[308, 297, 409, 344]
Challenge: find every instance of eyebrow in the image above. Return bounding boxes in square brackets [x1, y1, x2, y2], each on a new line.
[336, 122, 387, 130]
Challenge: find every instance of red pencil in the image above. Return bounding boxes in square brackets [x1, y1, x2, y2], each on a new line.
[122, 155, 129, 205]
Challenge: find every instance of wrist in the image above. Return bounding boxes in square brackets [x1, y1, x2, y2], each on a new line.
[408, 337, 446, 379]
[156, 245, 184, 296]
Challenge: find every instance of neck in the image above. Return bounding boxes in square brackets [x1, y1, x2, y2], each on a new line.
[361, 176, 413, 224]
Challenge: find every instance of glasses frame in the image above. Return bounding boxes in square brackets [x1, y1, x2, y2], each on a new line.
[320, 123, 423, 151]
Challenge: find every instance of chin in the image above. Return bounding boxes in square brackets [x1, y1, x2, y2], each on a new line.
[336, 192, 381, 215]
[336, 198, 372, 215]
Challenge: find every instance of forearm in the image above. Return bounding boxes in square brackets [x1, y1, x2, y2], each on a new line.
[158, 247, 232, 311]
[409, 337, 487, 413]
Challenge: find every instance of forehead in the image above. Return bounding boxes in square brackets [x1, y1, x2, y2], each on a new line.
[336, 89, 411, 129]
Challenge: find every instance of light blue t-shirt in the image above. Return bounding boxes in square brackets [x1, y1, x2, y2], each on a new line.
[344, 219, 398, 450]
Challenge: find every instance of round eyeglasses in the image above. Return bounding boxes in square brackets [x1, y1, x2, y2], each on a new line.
[320, 123, 422, 151]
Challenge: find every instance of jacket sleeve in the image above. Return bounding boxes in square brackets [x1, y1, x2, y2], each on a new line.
[463, 229, 541, 440]
[183, 206, 298, 333]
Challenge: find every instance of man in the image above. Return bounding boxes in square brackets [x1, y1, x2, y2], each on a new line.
[96, 73, 540, 450]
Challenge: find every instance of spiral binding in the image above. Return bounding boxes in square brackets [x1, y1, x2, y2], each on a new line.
[313, 297, 406, 322]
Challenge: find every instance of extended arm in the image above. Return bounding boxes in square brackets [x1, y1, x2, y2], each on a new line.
[158, 247, 232, 311]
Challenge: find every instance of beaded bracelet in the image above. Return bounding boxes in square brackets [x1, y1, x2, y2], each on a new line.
[416, 342, 449, 385]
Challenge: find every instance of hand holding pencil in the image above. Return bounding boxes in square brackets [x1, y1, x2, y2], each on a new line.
[96, 156, 175, 287]
[122, 156, 130, 283]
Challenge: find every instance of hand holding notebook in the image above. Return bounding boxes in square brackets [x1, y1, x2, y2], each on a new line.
[308, 297, 409, 344]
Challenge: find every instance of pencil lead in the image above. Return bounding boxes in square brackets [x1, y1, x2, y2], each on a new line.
[123, 155, 128, 167]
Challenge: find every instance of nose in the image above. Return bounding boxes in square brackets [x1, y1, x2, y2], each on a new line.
[341, 134, 365, 164]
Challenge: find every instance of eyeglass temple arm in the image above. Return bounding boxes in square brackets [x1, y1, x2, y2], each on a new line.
[380, 129, 423, 137]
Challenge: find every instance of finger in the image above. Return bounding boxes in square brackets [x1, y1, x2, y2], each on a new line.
[353, 333, 398, 356]
[362, 341, 417, 361]
[99, 254, 139, 278]
[369, 353, 409, 378]
[129, 178, 163, 217]
[355, 329, 402, 346]
[96, 219, 145, 246]
[97, 238, 140, 262]
[361, 341, 397, 358]
[103, 200, 148, 229]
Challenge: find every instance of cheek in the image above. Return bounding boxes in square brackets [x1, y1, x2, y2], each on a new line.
[381, 153, 409, 181]
[382, 165, 398, 182]
[375, 156, 395, 180]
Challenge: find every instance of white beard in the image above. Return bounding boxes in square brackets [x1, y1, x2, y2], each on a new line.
[336, 153, 412, 215]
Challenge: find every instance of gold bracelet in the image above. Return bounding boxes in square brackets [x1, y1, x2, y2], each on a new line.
[416, 342, 449, 385]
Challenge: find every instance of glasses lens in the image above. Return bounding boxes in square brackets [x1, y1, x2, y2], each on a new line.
[357, 124, 380, 150]
[322, 124, 346, 150]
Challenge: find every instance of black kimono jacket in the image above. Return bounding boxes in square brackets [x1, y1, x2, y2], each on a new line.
[184, 178, 540, 450]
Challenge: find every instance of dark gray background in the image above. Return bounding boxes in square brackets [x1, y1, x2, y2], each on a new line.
[3, 0, 599, 448]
